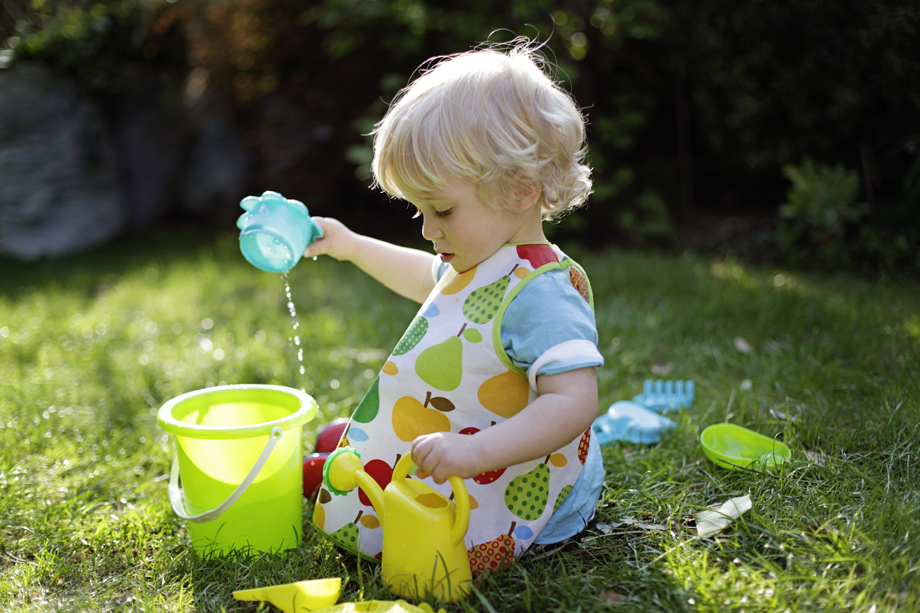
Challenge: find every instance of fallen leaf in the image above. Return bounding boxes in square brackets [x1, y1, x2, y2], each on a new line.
[598, 590, 627, 605]
[733, 337, 752, 353]
[770, 408, 802, 423]
[695, 494, 752, 538]
[804, 450, 828, 465]
[620, 517, 667, 531]
[651, 362, 674, 376]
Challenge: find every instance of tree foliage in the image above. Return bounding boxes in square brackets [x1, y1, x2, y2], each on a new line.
[3, 0, 919, 272]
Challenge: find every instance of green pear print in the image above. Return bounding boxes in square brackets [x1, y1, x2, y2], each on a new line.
[393, 315, 428, 356]
[329, 510, 363, 551]
[415, 326, 463, 391]
[351, 376, 379, 423]
[553, 484, 572, 514]
[504, 456, 551, 521]
[414, 324, 481, 391]
[462, 265, 517, 324]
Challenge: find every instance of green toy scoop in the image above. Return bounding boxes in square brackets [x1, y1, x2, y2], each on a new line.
[701, 423, 791, 470]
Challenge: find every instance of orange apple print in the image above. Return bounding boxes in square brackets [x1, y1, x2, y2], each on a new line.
[392, 391, 454, 442]
[577, 428, 591, 465]
[467, 521, 517, 576]
[442, 266, 477, 295]
[570, 267, 590, 303]
[477, 370, 529, 418]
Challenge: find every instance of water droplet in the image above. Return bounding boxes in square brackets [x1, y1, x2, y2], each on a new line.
[281, 275, 310, 404]
[312, 256, 318, 261]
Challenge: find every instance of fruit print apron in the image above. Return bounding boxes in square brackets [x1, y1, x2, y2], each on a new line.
[313, 242, 595, 574]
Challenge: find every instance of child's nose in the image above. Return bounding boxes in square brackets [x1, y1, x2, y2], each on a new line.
[421, 216, 443, 241]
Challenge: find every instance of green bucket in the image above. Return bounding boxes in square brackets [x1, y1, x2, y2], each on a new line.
[157, 384, 317, 554]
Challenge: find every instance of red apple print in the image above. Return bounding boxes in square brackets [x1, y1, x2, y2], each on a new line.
[516, 244, 558, 269]
[360, 458, 395, 507]
[302, 452, 330, 500]
[315, 418, 349, 453]
[461, 424, 507, 485]
[577, 428, 591, 465]
[473, 466, 507, 485]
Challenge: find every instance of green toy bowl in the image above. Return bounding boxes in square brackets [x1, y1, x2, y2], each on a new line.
[701, 423, 791, 470]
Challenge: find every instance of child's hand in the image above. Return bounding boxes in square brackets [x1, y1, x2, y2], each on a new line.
[303, 218, 437, 303]
[303, 217, 358, 262]
[411, 432, 483, 484]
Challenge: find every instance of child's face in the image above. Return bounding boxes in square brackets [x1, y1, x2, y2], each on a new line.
[412, 180, 544, 273]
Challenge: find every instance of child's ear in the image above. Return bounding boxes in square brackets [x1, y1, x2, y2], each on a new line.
[512, 179, 542, 212]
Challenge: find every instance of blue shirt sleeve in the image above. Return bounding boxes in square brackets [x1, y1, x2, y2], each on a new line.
[500, 268, 604, 380]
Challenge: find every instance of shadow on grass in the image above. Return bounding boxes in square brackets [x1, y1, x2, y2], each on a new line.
[0, 228, 236, 296]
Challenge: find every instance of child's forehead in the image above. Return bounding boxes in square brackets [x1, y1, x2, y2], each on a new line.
[409, 179, 477, 203]
[394, 173, 467, 201]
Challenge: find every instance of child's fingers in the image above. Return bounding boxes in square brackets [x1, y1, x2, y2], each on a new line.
[303, 236, 329, 258]
[411, 435, 440, 481]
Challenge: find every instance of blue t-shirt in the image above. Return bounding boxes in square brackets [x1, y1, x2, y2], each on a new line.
[435, 258, 605, 543]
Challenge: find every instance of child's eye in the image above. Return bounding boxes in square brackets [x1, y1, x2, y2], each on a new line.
[434, 208, 453, 219]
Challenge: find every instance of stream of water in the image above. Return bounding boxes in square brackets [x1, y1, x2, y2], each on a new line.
[280, 273, 306, 387]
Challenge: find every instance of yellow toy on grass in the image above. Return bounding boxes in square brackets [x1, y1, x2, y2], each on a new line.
[232, 578, 341, 613]
[323, 447, 472, 602]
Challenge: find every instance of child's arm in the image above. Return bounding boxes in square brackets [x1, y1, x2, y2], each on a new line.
[305, 217, 437, 303]
[411, 366, 598, 483]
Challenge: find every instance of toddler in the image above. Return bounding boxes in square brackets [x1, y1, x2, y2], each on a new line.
[306, 39, 605, 575]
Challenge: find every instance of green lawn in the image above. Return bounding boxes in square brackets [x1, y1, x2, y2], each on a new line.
[1, 230, 918, 612]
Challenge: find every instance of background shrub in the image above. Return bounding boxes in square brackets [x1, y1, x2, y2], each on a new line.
[2, 0, 918, 274]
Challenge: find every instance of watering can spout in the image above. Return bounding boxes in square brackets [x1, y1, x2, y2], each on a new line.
[323, 447, 386, 523]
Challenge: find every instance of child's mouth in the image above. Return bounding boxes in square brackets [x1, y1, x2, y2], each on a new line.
[439, 253, 454, 263]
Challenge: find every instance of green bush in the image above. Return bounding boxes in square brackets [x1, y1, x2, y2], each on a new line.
[778, 158, 867, 266]
[5, 0, 919, 274]
[2, 0, 186, 95]
[779, 157, 919, 274]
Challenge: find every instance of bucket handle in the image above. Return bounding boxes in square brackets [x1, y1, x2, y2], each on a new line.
[168, 426, 284, 523]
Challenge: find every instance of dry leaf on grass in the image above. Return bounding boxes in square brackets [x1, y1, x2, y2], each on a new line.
[733, 337, 753, 353]
[804, 450, 829, 465]
[596, 518, 668, 533]
[651, 362, 674, 375]
[695, 494, 752, 537]
[598, 590, 628, 605]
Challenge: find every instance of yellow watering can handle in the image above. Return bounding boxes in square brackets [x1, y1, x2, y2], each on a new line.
[393, 454, 470, 546]
[447, 475, 469, 546]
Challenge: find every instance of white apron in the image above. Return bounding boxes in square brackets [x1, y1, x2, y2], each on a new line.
[313, 243, 595, 574]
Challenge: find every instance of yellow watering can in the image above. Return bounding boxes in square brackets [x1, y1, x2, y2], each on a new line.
[323, 447, 472, 602]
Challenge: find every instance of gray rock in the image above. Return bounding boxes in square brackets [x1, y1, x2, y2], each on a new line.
[108, 67, 186, 228]
[0, 62, 126, 260]
[179, 94, 248, 213]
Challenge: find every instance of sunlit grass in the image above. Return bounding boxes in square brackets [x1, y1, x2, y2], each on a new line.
[1, 231, 918, 611]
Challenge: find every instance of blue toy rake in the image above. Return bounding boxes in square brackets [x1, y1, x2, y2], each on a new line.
[632, 379, 694, 413]
[592, 379, 695, 445]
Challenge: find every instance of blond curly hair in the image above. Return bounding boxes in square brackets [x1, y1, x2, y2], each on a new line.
[371, 39, 592, 221]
